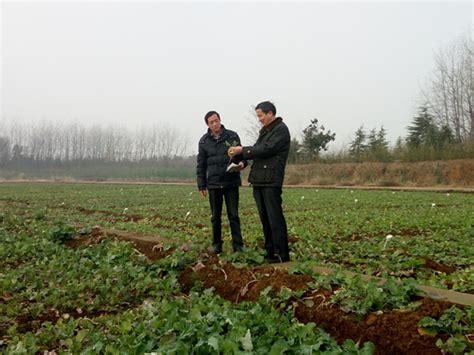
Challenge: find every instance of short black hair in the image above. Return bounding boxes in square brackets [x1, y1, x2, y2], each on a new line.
[204, 111, 220, 124]
[255, 101, 276, 116]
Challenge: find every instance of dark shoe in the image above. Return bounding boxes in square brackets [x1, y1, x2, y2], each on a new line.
[210, 246, 222, 255]
[265, 255, 290, 264]
[265, 252, 275, 259]
[233, 246, 245, 253]
[265, 256, 280, 263]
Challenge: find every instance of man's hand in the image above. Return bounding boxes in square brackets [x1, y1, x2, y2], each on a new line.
[199, 189, 208, 198]
[238, 162, 245, 171]
[228, 146, 243, 158]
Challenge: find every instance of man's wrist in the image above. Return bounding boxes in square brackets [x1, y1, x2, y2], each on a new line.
[241, 146, 253, 159]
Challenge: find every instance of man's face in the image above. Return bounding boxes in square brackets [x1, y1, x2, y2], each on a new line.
[207, 114, 222, 134]
[256, 109, 275, 127]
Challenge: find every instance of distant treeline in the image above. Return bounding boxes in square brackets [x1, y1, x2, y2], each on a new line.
[0, 121, 195, 180]
[299, 106, 474, 164]
[289, 32, 473, 164]
[0, 121, 189, 163]
[1, 32, 472, 181]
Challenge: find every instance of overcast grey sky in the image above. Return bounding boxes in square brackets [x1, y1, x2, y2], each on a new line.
[1, 1, 472, 154]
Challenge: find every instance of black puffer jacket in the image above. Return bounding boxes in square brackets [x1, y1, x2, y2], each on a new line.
[242, 118, 290, 188]
[196, 126, 247, 190]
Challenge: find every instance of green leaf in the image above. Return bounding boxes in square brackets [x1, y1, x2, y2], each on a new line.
[240, 329, 253, 351]
[76, 329, 89, 343]
[270, 339, 289, 354]
[208, 336, 219, 351]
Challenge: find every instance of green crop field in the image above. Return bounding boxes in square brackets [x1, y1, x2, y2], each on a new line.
[1, 183, 473, 354]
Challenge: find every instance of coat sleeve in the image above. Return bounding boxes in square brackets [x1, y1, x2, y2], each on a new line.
[196, 141, 208, 190]
[233, 133, 248, 168]
[242, 125, 290, 160]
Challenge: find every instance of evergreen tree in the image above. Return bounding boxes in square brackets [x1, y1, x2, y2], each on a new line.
[349, 126, 367, 162]
[367, 128, 378, 152]
[365, 126, 390, 161]
[406, 106, 436, 147]
[377, 126, 389, 152]
[437, 125, 454, 149]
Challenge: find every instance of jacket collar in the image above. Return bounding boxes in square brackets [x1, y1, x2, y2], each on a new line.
[259, 117, 282, 136]
[207, 125, 227, 140]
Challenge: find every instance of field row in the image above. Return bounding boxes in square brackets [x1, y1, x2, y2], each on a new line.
[0, 183, 473, 354]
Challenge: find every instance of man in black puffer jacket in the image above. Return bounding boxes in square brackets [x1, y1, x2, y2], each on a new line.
[197, 111, 247, 254]
[228, 102, 291, 263]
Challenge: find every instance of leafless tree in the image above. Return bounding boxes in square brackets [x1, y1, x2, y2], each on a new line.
[0, 136, 10, 163]
[244, 106, 262, 143]
[422, 32, 473, 141]
[0, 119, 190, 162]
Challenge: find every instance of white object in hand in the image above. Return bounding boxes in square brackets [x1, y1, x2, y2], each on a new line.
[226, 162, 241, 173]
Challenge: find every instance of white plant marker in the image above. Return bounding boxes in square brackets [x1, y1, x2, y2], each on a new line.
[185, 211, 191, 220]
[383, 234, 394, 250]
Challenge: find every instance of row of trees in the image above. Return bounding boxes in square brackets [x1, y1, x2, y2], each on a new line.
[1, 32, 471, 174]
[344, 105, 471, 163]
[406, 107, 454, 150]
[287, 102, 472, 164]
[348, 126, 390, 162]
[422, 32, 473, 142]
[325, 32, 473, 163]
[254, 32, 473, 164]
[2, 105, 463, 168]
[0, 121, 189, 164]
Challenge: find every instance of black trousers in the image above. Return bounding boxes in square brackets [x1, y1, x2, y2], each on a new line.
[253, 187, 289, 261]
[208, 187, 244, 251]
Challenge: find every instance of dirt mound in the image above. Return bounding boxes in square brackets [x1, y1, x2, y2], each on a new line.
[417, 257, 457, 274]
[179, 258, 312, 303]
[65, 226, 175, 261]
[180, 259, 455, 355]
[296, 297, 451, 355]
